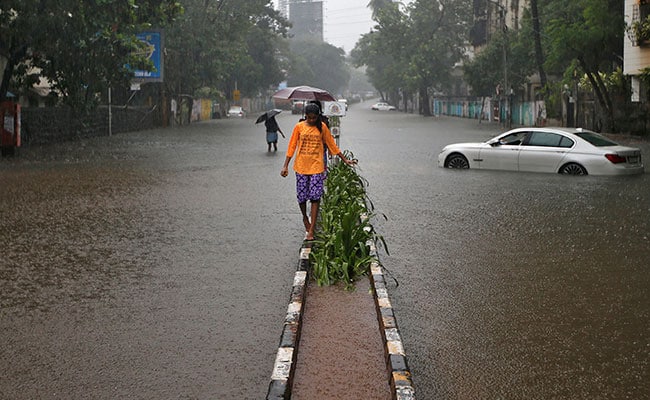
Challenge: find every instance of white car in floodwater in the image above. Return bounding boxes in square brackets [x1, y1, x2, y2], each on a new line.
[438, 127, 644, 176]
[371, 102, 396, 111]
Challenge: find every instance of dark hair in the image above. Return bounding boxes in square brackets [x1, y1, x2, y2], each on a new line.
[304, 103, 323, 133]
[304, 103, 320, 115]
[308, 100, 322, 111]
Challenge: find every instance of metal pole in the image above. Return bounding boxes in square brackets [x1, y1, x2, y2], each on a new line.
[108, 87, 112, 136]
[501, 8, 510, 128]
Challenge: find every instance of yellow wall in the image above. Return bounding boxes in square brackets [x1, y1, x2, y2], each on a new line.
[200, 99, 212, 120]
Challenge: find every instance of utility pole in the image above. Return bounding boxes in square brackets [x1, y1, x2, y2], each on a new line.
[490, 0, 510, 128]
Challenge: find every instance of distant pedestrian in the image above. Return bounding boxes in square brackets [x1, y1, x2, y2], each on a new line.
[265, 115, 284, 152]
[280, 103, 356, 241]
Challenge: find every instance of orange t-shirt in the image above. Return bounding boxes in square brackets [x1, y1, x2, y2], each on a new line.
[286, 120, 341, 175]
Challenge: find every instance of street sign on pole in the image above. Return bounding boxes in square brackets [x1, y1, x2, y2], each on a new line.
[132, 30, 164, 83]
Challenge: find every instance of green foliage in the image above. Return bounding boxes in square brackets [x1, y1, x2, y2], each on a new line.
[310, 152, 388, 290]
[162, 0, 289, 100]
[0, 0, 183, 108]
[1, 0, 290, 106]
[539, 81, 564, 119]
[539, 0, 624, 126]
[542, 0, 623, 75]
[465, 8, 537, 97]
[463, 34, 508, 97]
[352, 0, 471, 109]
[350, 4, 409, 101]
[627, 15, 650, 46]
[405, 0, 471, 93]
[287, 39, 350, 95]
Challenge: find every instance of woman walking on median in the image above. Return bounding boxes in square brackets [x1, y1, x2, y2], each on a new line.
[280, 103, 356, 241]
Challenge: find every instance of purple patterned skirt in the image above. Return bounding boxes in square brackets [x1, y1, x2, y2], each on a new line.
[295, 172, 325, 203]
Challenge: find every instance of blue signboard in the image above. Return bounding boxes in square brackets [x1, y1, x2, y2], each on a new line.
[133, 30, 164, 82]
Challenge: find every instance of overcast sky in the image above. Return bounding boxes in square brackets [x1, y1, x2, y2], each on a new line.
[322, 0, 376, 53]
[275, 0, 412, 54]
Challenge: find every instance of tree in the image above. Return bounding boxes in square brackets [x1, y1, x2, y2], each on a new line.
[1, 0, 290, 110]
[354, 0, 472, 115]
[351, 2, 408, 104]
[529, 0, 547, 88]
[464, 11, 536, 99]
[162, 0, 288, 101]
[287, 39, 350, 95]
[540, 0, 624, 129]
[404, 0, 472, 115]
[0, 0, 182, 108]
[367, 0, 395, 19]
[464, 35, 506, 97]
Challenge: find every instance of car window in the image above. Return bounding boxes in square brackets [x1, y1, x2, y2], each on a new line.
[499, 131, 527, 145]
[526, 132, 570, 147]
[559, 136, 574, 148]
[575, 131, 619, 146]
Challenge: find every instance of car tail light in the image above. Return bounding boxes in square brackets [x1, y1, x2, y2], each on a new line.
[605, 154, 626, 164]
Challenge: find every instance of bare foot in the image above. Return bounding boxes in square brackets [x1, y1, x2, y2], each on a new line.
[305, 226, 316, 240]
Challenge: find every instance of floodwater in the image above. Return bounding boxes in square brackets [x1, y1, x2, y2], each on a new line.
[1, 104, 648, 399]
[0, 119, 302, 399]
[342, 110, 650, 399]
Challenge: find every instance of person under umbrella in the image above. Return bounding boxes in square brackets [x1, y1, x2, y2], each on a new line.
[256, 110, 285, 152]
[280, 103, 356, 241]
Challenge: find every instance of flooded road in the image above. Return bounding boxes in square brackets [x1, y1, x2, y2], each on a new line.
[343, 108, 650, 399]
[0, 120, 303, 399]
[1, 104, 648, 399]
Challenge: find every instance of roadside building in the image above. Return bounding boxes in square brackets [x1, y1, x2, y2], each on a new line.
[624, 0, 650, 102]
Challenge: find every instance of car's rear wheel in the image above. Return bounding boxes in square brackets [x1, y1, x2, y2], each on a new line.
[445, 153, 469, 169]
[559, 162, 587, 175]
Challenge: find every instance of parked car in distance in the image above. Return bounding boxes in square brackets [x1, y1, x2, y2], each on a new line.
[291, 100, 305, 114]
[438, 127, 644, 176]
[338, 98, 349, 111]
[371, 102, 396, 111]
[227, 106, 245, 118]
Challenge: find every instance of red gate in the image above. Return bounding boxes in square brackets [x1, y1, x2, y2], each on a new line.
[1, 101, 21, 156]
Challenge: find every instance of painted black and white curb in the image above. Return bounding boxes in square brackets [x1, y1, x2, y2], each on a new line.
[266, 237, 415, 399]
[368, 240, 416, 400]
[266, 246, 310, 399]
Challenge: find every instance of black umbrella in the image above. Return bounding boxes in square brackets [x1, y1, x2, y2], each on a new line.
[255, 109, 282, 124]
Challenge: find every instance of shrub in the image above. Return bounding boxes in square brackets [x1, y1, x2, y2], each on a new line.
[310, 152, 388, 290]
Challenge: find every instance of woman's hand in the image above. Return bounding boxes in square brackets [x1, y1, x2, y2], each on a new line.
[280, 167, 289, 177]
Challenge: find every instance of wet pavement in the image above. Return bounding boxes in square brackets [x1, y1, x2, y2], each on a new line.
[1, 104, 649, 399]
[342, 109, 650, 399]
[291, 279, 391, 399]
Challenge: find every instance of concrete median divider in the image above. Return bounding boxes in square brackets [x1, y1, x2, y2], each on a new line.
[266, 240, 415, 399]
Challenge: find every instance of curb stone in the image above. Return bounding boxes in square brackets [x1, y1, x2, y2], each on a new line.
[266, 240, 415, 399]
[368, 241, 416, 400]
[266, 245, 311, 399]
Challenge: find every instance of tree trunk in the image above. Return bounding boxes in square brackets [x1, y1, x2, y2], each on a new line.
[0, 61, 12, 103]
[579, 57, 613, 131]
[0, 43, 27, 102]
[420, 87, 431, 116]
[530, 0, 547, 88]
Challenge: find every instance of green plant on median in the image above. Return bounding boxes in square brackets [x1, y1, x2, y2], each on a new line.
[310, 151, 388, 290]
